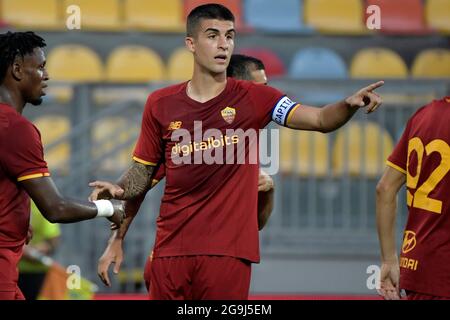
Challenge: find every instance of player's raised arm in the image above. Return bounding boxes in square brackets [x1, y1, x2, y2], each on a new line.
[286, 81, 384, 132]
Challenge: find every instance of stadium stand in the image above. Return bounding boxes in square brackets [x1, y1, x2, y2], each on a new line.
[1, 0, 62, 30]
[63, 0, 121, 31]
[289, 47, 347, 79]
[426, 0, 450, 34]
[279, 127, 329, 177]
[33, 115, 71, 174]
[304, 0, 367, 34]
[350, 48, 409, 78]
[167, 47, 194, 81]
[332, 121, 394, 178]
[243, 0, 307, 33]
[124, 0, 184, 32]
[365, 0, 429, 34]
[106, 46, 165, 83]
[412, 48, 450, 78]
[47, 45, 104, 82]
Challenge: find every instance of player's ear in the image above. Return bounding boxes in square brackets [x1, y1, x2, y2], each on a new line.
[11, 59, 23, 81]
[185, 37, 195, 54]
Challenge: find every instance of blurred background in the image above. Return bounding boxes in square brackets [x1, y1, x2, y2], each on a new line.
[1, 0, 449, 299]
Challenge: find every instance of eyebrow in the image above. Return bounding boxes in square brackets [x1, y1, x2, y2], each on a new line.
[204, 28, 236, 35]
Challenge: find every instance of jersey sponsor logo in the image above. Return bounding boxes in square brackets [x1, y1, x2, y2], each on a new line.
[400, 257, 419, 271]
[271, 96, 297, 126]
[221, 107, 236, 124]
[402, 230, 417, 254]
[168, 121, 182, 130]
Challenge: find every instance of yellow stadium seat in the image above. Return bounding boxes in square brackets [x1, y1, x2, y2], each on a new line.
[124, 0, 184, 32]
[304, 0, 366, 34]
[1, 0, 62, 30]
[426, 0, 450, 34]
[350, 48, 408, 78]
[33, 115, 71, 173]
[412, 49, 450, 78]
[47, 45, 104, 82]
[106, 46, 165, 83]
[167, 47, 194, 81]
[280, 128, 329, 177]
[92, 117, 138, 171]
[63, 0, 121, 31]
[332, 122, 394, 178]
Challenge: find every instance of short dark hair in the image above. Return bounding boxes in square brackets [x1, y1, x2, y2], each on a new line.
[227, 54, 265, 80]
[0, 31, 46, 84]
[186, 3, 235, 37]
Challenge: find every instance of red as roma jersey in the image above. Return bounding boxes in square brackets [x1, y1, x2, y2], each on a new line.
[134, 78, 299, 262]
[387, 97, 450, 297]
[0, 103, 50, 249]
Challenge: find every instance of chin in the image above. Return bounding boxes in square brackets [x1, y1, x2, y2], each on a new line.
[30, 98, 43, 106]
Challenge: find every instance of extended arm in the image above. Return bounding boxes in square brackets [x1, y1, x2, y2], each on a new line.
[287, 81, 384, 133]
[20, 177, 124, 225]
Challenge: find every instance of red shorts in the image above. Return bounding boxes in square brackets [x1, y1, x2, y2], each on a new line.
[143, 255, 251, 300]
[406, 290, 450, 300]
[0, 246, 25, 300]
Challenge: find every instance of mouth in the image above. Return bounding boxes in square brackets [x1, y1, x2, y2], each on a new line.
[214, 54, 228, 63]
[41, 83, 48, 96]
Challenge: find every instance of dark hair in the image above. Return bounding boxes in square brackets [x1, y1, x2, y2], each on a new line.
[0, 31, 46, 84]
[186, 3, 235, 37]
[227, 54, 265, 80]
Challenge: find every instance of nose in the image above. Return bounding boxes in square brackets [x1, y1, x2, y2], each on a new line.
[43, 69, 50, 81]
[218, 35, 229, 51]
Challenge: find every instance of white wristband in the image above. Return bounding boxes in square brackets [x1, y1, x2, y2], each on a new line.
[93, 200, 114, 218]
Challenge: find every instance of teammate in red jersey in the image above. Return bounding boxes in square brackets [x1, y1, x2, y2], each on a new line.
[0, 31, 125, 300]
[90, 4, 383, 300]
[377, 97, 450, 300]
[96, 54, 275, 290]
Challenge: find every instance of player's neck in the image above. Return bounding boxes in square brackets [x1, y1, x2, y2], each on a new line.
[188, 70, 227, 103]
[0, 85, 25, 114]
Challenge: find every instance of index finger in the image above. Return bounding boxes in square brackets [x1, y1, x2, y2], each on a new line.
[363, 80, 384, 92]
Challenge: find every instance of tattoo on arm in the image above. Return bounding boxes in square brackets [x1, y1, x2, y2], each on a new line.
[117, 162, 154, 200]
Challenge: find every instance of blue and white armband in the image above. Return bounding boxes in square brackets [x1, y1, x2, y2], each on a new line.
[271, 96, 300, 127]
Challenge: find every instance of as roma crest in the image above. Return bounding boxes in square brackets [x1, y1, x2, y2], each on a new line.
[221, 107, 236, 124]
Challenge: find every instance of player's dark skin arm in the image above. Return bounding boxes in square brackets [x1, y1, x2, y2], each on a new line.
[287, 81, 384, 132]
[20, 177, 124, 225]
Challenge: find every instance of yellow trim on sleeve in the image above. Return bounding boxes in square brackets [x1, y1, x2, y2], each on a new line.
[151, 179, 159, 188]
[386, 161, 406, 175]
[17, 172, 50, 182]
[132, 156, 157, 166]
[286, 104, 301, 126]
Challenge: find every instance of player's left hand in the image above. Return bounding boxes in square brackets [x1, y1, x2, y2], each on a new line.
[345, 81, 384, 114]
[258, 170, 274, 192]
[378, 261, 401, 300]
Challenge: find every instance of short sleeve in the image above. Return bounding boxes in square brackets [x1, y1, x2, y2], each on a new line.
[133, 94, 164, 166]
[387, 119, 412, 175]
[151, 163, 166, 187]
[2, 121, 50, 181]
[248, 84, 299, 128]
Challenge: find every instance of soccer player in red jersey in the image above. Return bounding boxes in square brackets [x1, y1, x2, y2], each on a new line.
[377, 97, 450, 300]
[0, 31, 125, 300]
[96, 54, 275, 290]
[90, 4, 384, 300]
